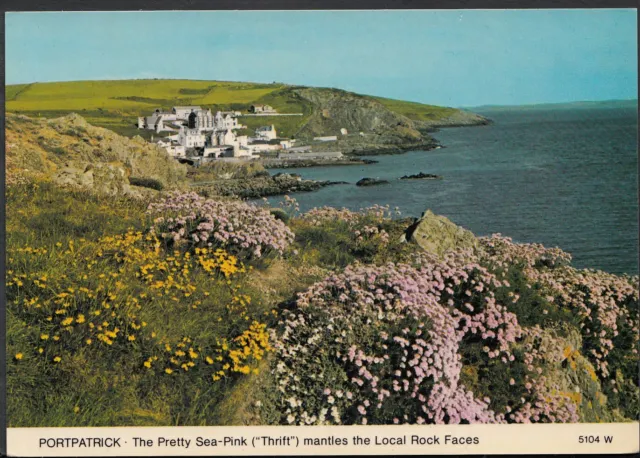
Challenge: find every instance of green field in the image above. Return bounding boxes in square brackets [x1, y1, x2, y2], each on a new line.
[6, 80, 282, 112]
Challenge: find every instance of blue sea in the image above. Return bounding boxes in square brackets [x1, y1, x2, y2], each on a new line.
[266, 106, 639, 275]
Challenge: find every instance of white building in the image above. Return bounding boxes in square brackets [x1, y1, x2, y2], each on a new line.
[188, 109, 214, 132]
[214, 111, 240, 130]
[204, 145, 233, 158]
[178, 126, 206, 148]
[244, 143, 282, 154]
[153, 138, 186, 158]
[255, 125, 277, 141]
[139, 110, 179, 133]
[172, 106, 202, 120]
[249, 104, 276, 114]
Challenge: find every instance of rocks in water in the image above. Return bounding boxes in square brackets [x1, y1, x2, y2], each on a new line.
[405, 209, 478, 257]
[400, 172, 442, 180]
[273, 172, 302, 180]
[196, 175, 343, 199]
[356, 177, 389, 187]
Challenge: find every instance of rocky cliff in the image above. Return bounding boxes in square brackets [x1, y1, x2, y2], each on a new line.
[285, 87, 439, 154]
[5, 113, 187, 197]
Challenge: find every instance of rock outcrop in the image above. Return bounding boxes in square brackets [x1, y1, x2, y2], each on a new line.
[405, 209, 478, 257]
[194, 174, 345, 199]
[288, 87, 439, 154]
[400, 172, 442, 180]
[356, 177, 389, 187]
[5, 113, 187, 197]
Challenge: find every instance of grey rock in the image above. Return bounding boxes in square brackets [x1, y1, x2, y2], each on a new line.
[406, 209, 478, 257]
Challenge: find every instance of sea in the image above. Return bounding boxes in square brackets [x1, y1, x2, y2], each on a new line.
[265, 106, 639, 275]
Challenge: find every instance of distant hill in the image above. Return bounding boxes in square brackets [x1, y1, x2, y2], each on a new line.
[5, 80, 489, 152]
[466, 99, 638, 112]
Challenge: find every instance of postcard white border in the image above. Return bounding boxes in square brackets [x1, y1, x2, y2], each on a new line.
[6, 423, 640, 456]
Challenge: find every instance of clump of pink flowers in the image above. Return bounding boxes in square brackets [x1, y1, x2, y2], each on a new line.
[270, 256, 531, 425]
[301, 204, 396, 227]
[267, 233, 638, 424]
[479, 235, 638, 378]
[299, 205, 395, 250]
[147, 191, 295, 259]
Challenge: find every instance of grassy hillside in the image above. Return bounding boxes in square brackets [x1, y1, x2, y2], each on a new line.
[374, 96, 459, 121]
[6, 79, 486, 140]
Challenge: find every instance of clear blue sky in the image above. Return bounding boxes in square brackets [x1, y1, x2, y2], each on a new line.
[5, 10, 638, 107]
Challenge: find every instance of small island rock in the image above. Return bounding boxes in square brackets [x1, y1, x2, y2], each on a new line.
[400, 172, 442, 180]
[356, 177, 389, 187]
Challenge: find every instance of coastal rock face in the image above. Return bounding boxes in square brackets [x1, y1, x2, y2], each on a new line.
[412, 109, 491, 130]
[406, 209, 478, 257]
[291, 87, 438, 154]
[5, 113, 187, 196]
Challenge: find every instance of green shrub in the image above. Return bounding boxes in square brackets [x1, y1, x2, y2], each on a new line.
[129, 177, 164, 191]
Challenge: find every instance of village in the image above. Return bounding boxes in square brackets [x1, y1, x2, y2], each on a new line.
[137, 104, 344, 164]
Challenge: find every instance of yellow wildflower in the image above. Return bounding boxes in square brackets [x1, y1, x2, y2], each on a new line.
[40, 334, 49, 340]
[165, 368, 173, 374]
[15, 353, 23, 360]
[53, 356, 61, 363]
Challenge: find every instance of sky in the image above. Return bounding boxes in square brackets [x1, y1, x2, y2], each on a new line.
[5, 10, 638, 107]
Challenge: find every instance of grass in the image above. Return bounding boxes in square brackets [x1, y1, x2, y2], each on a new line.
[6, 180, 276, 426]
[373, 96, 459, 121]
[6, 80, 282, 112]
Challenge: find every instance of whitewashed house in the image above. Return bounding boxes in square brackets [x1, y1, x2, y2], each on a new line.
[139, 110, 179, 132]
[178, 126, 206, 148]
[214, 111, 241, 130]
[249, 104, 276, 114]
[187, 109, 214, 132]
[172, 106, 202, 120]
[153, 138, 186, 158]
[255, 125, 277, 141]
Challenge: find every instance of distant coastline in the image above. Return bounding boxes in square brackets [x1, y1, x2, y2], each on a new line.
[464, 99, 638, 112]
